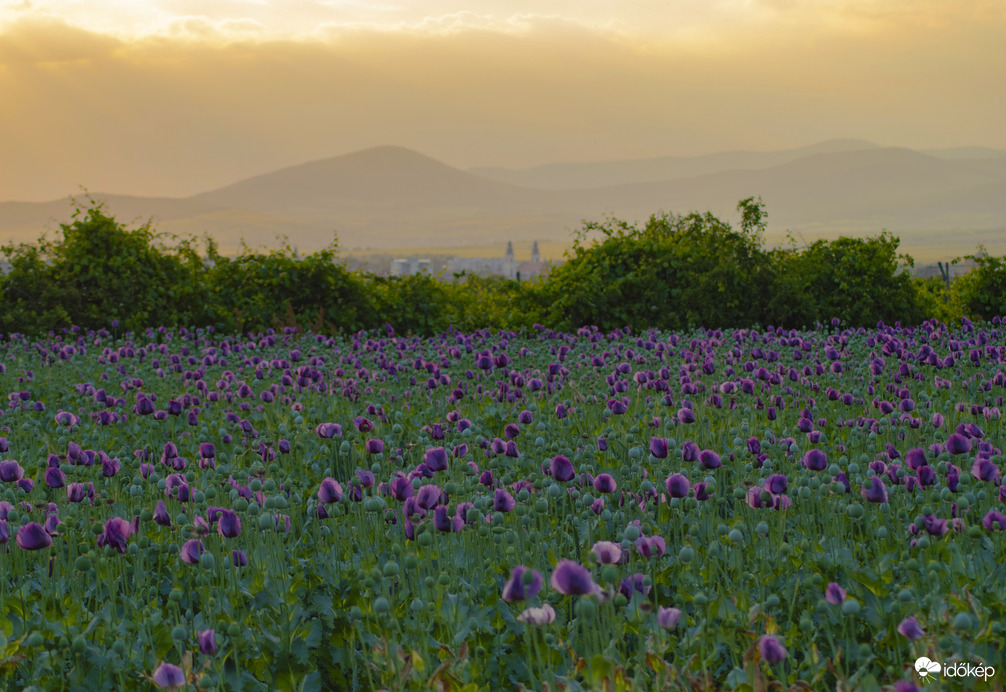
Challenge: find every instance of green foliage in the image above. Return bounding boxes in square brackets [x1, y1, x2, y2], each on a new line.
[541, 198, 773, 331]
[2, 198, 1004, 336]
[766, 233, 924, 328]
[951, 250, 1006, 321]
[205, 237, 372, 335]
[0, 201, 209, 333]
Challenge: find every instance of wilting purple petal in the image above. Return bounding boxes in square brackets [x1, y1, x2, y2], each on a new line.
[825, 582, 846, 605]
[198, 629, 218, 656]
[152, 662, 186, 688]
[550, 559, 598, 596]
[502, 565, 543, 602]
[897, 616, 925, 640]
[657, 606, 682, 629]
[16, 522, 52, 550]
[759, 635, 787, 663]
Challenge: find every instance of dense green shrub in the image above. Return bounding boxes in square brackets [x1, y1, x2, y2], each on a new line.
[2, 199, 1003, 336]
[950, 251, 1006, 321]
[766, 233, 926, 328]
[204, 238, 372, 335]
[540, 199, 773, 331]
[0, 202, 207, 333]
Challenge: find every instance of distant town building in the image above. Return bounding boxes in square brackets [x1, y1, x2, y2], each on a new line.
[390, 258, 433, 276]
[445, 241, 549, 281]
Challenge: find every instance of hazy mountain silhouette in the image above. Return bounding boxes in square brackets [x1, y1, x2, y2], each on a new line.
[1, 142, 1004, 259]
[468, 138, 883, 189]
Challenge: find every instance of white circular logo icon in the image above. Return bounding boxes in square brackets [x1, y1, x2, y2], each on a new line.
[916, 657, 941, 677]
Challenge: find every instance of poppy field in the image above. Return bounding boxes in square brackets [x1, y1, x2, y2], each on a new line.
[0, 319, 1004, 691]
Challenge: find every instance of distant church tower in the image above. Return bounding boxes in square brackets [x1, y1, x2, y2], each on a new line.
[531, 240, 540, 263]
[504, 241, 516, 280]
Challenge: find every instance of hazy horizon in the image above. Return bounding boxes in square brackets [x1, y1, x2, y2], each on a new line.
[2, 1, 1004, 202]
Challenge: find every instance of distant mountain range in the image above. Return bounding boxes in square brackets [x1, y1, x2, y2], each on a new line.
[1, 140, 1004, 261]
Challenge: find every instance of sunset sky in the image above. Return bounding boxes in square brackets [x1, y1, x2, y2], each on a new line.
[1, 0, 1003, 201]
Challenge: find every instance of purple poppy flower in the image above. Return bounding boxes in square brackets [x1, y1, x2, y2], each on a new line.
[946, 433, 972, 455]
[915, 465, 937, 486]
[550, 455, 575, 482]
[135, 397, 155, 416]
[217, 509, 241, 538]
[635, 535, 666, 558]
[101, 456, 121, 478]
[893, 683, 919, 692]
[593, 473, 617, 494]
[433, 505, 462, 532]
[502, 565, 543, 602]
[364, 439, 385, 455]
[649, 437, 668, 459]
[416, 484, 443, 510]
[16, 522, 52, 550]
[678, 408, 696, 424]
[198, 629, 218, 656]
[494, 489, 516, 513]
[972, 458, 1000, 483]
[555, 404, 568, 419]
[424, 447, 448, 471]
[759, 635, 787, 664]
[591, 540, 622, 565]
[597, 437, 608, 452]
[318, 478, 343, 504]
[45, 466, 66, 488]
[152, 662, 186, 688]
[692, 482, 711, 501]
[179, 539, 203, 564]
[861, 477, 888, 503]
[154, 500, 171, 526]
[921, 514, 948, 536]
[316, 423, 342, 439]
[355, 469, 375, 488]
[982, 510, 1006, 531]
[550, 559, 598, 596]
[517, 603, 555, 625]
[66, 482, 91, 504]
[699, 450, 721, 469]
[904, 448, 927, 470]
[897, 616, 925, 640]
[665, 473, 690, 498]
[802, 449, 828, 471]
[825, 582, 846, 605]
[389, 474, 413, 501]
[353, 416, 374, 433]
[0, 460, 23, 483]
[619, 573, 650, 600]
[681, 441, 699, 462]
[763, 474, 788, 494]
[231, 549, 248, 567]
[657, 606, 682, 629]
[96, 516, 138, 554]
